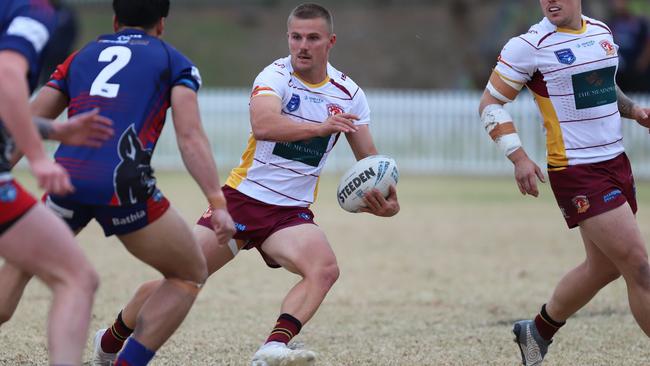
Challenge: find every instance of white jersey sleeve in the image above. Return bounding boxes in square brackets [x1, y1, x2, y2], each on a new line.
[350, 87, 370, 126]
[494, 37, 537, 84]
[250, 60, 289, 99]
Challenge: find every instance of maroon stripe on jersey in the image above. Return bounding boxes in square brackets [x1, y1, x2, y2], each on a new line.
[329, 79, 352, 98]
[497, 56, 529, 75]
[538, 32, 611, 49]
[526, 70, 549, 98]
[536, 32, 557, 48]
[245, 178, 313, 204]
[544, 56, 618, 75]
[253, 158, 320, 178]
[565, 138, 623, 151]
[281, 111, 322, 123]
[586, 20, 612, 34]
[559, 110, 620, 124]
[287, 79, 359, 101]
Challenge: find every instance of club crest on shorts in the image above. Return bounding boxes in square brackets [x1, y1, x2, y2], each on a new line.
[327, 103, 344, 116]
[555, 48, 576, 65]
[572, 195, 590, 214]
[202, 206, 213, 219]
[286, 94, 301, 112]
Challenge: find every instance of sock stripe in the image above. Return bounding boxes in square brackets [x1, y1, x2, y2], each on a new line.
[110, 325, 129, 341]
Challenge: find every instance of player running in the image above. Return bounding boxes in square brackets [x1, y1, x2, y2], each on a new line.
[479, 0, 650, 364]
[90, 3, 400, 366]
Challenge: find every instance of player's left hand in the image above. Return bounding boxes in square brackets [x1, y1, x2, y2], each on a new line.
[359, 185, 400, 217]
[53, 108, 114, 147]
[630, 105, 650, 128]
[210, 207, 236, 246]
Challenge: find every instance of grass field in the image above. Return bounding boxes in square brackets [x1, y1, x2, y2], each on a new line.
[1, 172, 650, 365]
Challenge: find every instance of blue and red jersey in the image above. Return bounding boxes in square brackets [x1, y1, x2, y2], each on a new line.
[47, 29, 202, 205]
[0, 0, 56, 173]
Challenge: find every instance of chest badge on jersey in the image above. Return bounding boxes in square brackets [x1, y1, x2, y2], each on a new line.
[555, 49, 576, 65]
[599, 40, 616, 56]
[327, 103, 344, 116]
[286, 94, 301, 112]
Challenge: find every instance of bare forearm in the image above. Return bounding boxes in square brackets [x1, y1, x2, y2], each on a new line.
[252, 113, 322, 142]
[0, 68, 46, 161]
[617, 86, 637, 119]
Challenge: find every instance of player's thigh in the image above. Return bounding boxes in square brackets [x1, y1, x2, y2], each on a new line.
[193, 225, 242, 275]
[579, 202, 647, 267]
[579, 226, 620, 279]
[0, 204, 93, 286]
[118, 206, 206, 281]
[261, 224, 336, 275]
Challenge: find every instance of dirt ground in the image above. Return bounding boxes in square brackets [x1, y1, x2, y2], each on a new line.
[1, 172, 649, 365]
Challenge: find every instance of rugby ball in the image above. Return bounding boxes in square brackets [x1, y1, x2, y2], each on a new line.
[337, 155, 399, 212]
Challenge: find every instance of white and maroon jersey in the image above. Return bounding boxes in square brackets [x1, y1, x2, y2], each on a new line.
[225, 56, 370, 207]
[495, 16, 622, 169]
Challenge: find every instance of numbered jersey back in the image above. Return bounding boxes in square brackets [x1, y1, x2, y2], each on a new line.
[46, 29, 202, 205]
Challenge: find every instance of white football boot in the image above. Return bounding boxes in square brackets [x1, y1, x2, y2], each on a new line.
[91, 329, 118, 366]
[251, 341, 316, 366]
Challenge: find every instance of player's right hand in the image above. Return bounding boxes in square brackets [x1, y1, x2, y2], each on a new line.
[318, 113, 359, 136]
[29, 158, 74, 195]
[210, 207, 236, 246]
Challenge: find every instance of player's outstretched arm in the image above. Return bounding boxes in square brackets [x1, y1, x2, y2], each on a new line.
[347, 125, 400, 217]
[479, 75, 545, 197]
[250, 95, 359, 142]
[0, 50, 72, 195]
[171, 85, 235, 245]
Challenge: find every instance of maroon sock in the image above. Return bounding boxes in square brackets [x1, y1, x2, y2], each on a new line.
[101, 311, 134, 353]
[534, 304, 565, 341]
[265, 313, 302, 345]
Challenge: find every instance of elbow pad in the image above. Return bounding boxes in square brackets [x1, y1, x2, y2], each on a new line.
[481, 104, 522, 156]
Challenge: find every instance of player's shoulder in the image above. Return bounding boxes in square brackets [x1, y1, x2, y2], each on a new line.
[327, 62, 363, 99]
[510, 18, 557, 49]
[583, 16, 612, 34]
[259, 56, 292, 79]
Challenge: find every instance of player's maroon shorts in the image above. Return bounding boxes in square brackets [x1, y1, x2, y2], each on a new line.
[197, 185, 316, 268]
[0, 179, 37, 236]
[549, 152, 637, 229]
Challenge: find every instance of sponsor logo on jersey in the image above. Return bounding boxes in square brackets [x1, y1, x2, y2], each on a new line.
[304, 95, 324, 104]
[572, 66, 617, 109]
[112, 210, 146, 226]
[191, 66, 203, 87]
[555, 48, 576, 65]
[572, 195, 590, 214]
[576, 40, 595, 48]
[327, 103, 344, 116]
[287, 94, 301, 112]
[603, 189, 622, 203]
[599, 40, 616, 56]
[0, 183, 17, 203]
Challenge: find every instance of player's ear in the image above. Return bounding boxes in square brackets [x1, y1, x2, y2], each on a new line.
[156, 18, 165, 37]
[112, 16, 119, 32]
[328, 33, 336, 49]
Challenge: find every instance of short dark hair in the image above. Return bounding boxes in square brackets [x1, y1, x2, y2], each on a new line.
[288, 3, 333, 33]
[113, 0, 170, 29]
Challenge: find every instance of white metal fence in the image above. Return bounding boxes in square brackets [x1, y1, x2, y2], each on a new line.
[149, 89, 650, 178]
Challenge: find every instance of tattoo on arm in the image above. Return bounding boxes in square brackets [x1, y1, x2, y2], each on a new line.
[617, 86, 636, 119]
[33, 116, 55, 140]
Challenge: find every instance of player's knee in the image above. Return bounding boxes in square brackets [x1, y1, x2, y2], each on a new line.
[314, 262, 340, 290]
[72, 264, 100, 295]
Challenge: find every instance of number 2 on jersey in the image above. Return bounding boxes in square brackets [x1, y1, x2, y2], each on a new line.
[90, 46, 132, 98]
